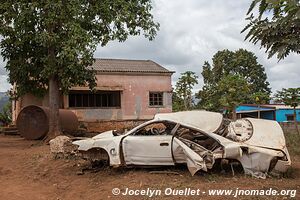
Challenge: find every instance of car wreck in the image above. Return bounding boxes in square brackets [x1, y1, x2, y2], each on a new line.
[72, 111, 291, 178]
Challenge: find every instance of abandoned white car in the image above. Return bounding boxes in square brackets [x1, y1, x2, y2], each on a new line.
[73, 111, 291, 178]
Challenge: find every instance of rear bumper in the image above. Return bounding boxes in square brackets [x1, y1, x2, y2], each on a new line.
[273, 159, 291, 173]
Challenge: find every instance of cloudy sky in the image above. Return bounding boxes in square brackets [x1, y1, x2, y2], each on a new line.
[0, 0, 299, 93]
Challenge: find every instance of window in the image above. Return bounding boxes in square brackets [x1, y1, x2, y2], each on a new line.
[175, 125, 220, 151]
[133, 121, 176, 136]
[149, 92, 163, 107]
[286, 114, 294, 121]
[69, 91, 121, 108]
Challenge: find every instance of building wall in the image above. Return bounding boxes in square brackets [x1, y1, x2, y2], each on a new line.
[12, 72, 173, 124]
[236, 105, 300, 122]
[12, 91, 66, 124]
[275, 109, 300, 122]
[12, 93, 46, 124]
[82, 120, 147, 133]
[236, 105, 275, 112]
[68, 73, 173, 122]
[236, 105, 276, 120]
[236, 105, 258, 112]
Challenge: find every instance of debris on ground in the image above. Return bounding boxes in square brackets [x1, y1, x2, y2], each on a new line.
[49, 136, 77, 158]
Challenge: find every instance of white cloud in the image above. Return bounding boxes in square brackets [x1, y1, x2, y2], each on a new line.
[0, 75, 10, 92]
[0, 57, 6, 75]
[0, 0, 299, 93]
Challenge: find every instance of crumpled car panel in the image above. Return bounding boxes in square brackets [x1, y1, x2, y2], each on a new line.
[154, 110, 223, 133]
[72, 111, 291, 178]
[242, 118, 287, 150]
[73, 130, 124, 166]
[173, 138, 208, 175]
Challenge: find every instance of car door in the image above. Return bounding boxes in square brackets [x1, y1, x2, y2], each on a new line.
[122, 134, 174, 166]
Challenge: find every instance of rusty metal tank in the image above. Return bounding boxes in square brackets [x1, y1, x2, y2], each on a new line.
[16, 105, 79, 140]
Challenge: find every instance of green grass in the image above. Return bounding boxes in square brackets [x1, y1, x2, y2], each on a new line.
[285, 131, 300, 157]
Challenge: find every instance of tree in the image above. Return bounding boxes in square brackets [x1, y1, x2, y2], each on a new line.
[274, 88, 300, 134]
[242, 0, 300, 60]
[218, 75, 250, 120]
[0, 1, 159, 140]
[0, 102, 12, 127]
[251, 91, 270, 105]
[197, 49, 270, 111]
[172, 91, 185, 112]
[251, 91, 271, 118]
[174, 71, 198, 111]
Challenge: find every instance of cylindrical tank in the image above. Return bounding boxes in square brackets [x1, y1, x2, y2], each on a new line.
[16, 105, 79, 140]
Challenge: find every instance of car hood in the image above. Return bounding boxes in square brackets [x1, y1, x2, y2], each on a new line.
[92, 130, 115, 139]
[73, 130, 118, 151]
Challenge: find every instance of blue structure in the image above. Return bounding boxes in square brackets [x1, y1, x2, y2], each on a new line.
[276, 108, 300, 122]
[236, 104, 300, 122]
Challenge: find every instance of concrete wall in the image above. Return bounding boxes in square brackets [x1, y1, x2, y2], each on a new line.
[82, 120, 147, 133]
[13, 72, 173, 124]
[276, 109, 300, 122]
[12, 92, 66, 124]
[12, 93, 46, 124]
[68, 73, 173, 122]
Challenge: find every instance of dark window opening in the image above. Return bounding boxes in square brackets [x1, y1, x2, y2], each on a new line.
[286, 114, 294, 121]
[149, 92, 163, 106]
[134, 121, 176, 136]
[69, 91, 121, 108]
[175, 126, 220, 151]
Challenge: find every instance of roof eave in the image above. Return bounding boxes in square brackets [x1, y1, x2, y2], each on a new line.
[95, 70, 174, 75]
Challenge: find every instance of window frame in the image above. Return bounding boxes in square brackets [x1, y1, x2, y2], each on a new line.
[286, 114, 294, 122]
[149, 91, 164, 108]
[68, 90, 121, 109]
[130, 121, 178, 136]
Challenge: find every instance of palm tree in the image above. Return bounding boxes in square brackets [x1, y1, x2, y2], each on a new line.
[175, 71, 198, 110]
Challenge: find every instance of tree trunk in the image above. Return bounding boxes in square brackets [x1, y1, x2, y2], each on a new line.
[232, 106, 237, 121]
[46, 75, 62, 140]
[183, 91, 187, 111]
[183, 99, 187, 111]
[187, 94, 192, 110]
[293, 107, 299, 135]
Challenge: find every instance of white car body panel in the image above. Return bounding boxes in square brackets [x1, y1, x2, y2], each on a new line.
[243, 118, 287, 150]
[123, 135, 173, 165]
[73, 111, 291, 177]
[154, 110, 223, 133]
[173, 138, 208, 175]
[74, 130, 124, 165]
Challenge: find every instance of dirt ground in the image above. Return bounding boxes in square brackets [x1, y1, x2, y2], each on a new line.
[0, 134, 299, 200]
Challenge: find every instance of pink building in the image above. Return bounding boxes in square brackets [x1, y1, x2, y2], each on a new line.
[12, 59, 174, 132]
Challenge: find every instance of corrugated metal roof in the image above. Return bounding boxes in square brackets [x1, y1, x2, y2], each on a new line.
[90, 58, 173, 73]
[237, 104, 300, 111]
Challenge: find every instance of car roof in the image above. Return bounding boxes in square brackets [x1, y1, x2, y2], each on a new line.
[154, 110, 223, 133]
